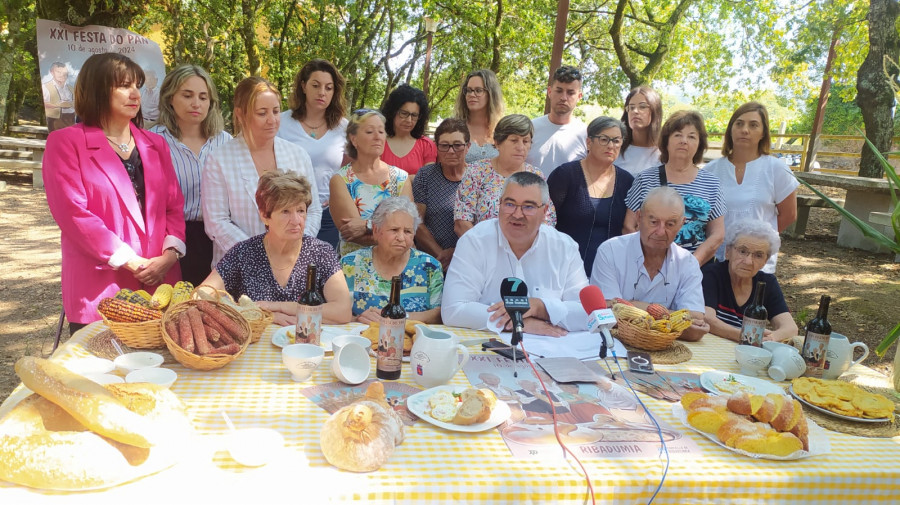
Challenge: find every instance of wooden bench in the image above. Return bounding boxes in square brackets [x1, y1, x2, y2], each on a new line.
[0, 136, 46, 189]
[783, 194, 846, 238]
[8, 125, 49, 139]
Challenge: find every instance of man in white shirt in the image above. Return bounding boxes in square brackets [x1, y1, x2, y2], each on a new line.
[141, 70, 160, 125]
[590, 186, 709, 341]
[442, 171, 589, 335]
[526, 65, 587, 176]
[42, 62, 75, 132]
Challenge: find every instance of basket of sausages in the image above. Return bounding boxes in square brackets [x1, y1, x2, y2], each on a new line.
[161, 300, 251, 371]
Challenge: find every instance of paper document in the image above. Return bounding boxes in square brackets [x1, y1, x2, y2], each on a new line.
[494, 331, 627, 360]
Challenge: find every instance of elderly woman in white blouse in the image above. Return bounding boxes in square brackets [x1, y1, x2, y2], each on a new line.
[202, 76, 322, 266]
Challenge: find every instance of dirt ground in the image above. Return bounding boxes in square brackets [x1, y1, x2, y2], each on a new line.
[1, 176, 898, 401]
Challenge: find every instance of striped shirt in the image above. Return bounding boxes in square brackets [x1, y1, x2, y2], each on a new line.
[149, 125, 231, 221]
[625, 165, 725, 252]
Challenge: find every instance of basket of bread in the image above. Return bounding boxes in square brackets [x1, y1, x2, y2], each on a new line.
[160, 299, 251, 371]
[676, 390, 828, 459]
[192, 285, 273, 343]
[360, 319, 424, 356]
[0, 357, 193, 490]
[97, 281, 195, 348]
[612, 301, 691, 351]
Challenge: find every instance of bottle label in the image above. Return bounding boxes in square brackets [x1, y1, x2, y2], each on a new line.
[801, 331, 831, 377]
[376, 317, 406, 373]
[739, 317, 766, 347]
[295, 304, 324, 345]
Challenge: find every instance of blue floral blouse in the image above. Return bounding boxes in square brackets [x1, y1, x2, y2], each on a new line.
[341, 248, 444, 316]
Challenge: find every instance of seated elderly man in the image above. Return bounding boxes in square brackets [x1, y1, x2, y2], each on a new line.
[442, 171, 588, 336]
[590, 186, 708, 341]
[701, 219, 798, 342]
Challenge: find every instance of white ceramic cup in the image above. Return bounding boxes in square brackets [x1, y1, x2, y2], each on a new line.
[331, 343, 372, 385]
[763, 341, 806, 382]
[331, 334, 372, 357]
[735, 345, 773, 376]
[282, 343, 325, 382]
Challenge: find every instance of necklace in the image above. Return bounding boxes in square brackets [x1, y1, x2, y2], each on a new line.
[106, 132, 133, 153]
[264, 235, 301, 272]
[581, 161, 615, 198]
[301, 118, 326, 139]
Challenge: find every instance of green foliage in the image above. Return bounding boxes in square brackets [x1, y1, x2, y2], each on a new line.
[789, 85, 866, 135]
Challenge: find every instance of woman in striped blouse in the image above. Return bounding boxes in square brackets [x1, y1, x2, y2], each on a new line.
[151, 65, 231, 285]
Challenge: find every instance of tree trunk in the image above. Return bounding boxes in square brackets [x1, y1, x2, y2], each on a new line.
[240, 0, 261, 76]
[0, 1, 25, 133]
[805, 32, 840, 172]
[856, 0, 900, 179]
[490, 0, 503, 73]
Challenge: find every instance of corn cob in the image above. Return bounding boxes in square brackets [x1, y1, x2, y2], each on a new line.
[113, 288, 152, 307]
[134, 290, 153, 306]
[668, 309, 692, 324]
[650, 319, 671, 333]
[646, 303, 670, 320]
[150, 283, 173, 310]
[98, 298, 162, 323]
[669, 318, 692, 332]
[612, 303, 652, 321]
[171, 281, 194, 306]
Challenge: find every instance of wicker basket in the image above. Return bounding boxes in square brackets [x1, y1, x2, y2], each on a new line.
[191, 284, 270, 343]
[99, 315, 164, 349]
[615, 318, 682, 351]
[160, 300, 251, 371]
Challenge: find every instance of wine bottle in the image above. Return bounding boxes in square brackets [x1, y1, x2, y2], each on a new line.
[376, 276, 406, 380]
[295, 263, 324, 345]
[739, 281, 768, 347]
[801, 295, 832, 377]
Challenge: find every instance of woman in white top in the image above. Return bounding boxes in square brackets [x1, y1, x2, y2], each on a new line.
[277, 59, 349, 248]
[202, 76, 322, 266]
[616, 85, 663, 176]
[150, 65, 231, 285]
[453, 69, 504, 163]
[703, 102, 798, 273]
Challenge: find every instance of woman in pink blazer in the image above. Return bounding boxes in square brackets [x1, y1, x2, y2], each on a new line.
[43, 53, 186, 333]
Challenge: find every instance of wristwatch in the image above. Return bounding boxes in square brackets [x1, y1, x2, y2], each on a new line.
[165, 247, 184, 260]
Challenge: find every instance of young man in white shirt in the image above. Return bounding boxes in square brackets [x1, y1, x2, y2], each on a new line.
[590, 186, 709, 341]
[442, 171, 589, 335]
[526, 65, 587, 176]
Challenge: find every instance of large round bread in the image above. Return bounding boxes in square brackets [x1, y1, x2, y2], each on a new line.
[0, 377, 193, 490]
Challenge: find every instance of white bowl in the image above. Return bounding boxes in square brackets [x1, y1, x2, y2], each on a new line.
[331, 334, 372, 357]
[735, 345, 773, 376]
[114, 352, 164, 374]
[331, 343, 371, 385]
[83, 373, 125, 385]
[227, 428, 284, 467]
[282, 344, 324, 382]
[65, 357, 115, 376]
[126, 367, 178, 389]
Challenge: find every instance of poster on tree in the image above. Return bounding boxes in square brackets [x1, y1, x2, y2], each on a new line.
[35, 19, 165, 131]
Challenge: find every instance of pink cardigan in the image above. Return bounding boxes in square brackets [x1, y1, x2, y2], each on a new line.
[43, 123, 185, 324]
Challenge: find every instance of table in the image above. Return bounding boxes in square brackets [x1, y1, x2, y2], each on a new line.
[0, 136, 46, 189]
[2, 322, 899, 504]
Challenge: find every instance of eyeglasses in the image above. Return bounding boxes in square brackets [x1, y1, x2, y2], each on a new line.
[397, 110, 420, 121]
[464, 87, 487, 97]
[589, 135, 623, 147]
[437, 142, 469, 152]
[352, 108, 376, 117]
[626, 103, 650, 114]
[734, 246, 769, 262]
[500, 201, 544, 216]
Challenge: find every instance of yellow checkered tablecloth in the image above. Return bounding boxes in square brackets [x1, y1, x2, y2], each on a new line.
[1, 322, 899, 504]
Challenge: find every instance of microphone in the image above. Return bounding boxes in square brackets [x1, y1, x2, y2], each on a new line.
[500, 277, 530, 346]
[580, 285, 617, 359]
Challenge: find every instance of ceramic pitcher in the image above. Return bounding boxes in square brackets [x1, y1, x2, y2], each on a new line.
[409, 325, 470, 388]
[823, 333, 869, 380]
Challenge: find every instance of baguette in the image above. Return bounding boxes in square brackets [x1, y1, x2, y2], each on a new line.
[14, 357, 159, 448]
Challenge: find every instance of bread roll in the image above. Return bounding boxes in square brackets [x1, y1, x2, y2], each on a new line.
[15, 357, 161, 448]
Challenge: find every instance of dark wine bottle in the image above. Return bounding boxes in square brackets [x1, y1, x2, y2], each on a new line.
[376, 276, 406, 380]
[801, 295, 832, 377]
[739, 281, 768, 347]
[295, 263, 324, 345]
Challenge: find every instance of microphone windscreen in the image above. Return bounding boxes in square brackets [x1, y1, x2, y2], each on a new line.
[500, 277, 528, 297]
[579, 285, 607, 314]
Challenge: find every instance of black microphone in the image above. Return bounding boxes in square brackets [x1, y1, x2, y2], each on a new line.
[500, 277, 530, 346]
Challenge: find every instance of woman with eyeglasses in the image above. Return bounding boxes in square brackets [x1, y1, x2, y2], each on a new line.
[623, 110, 725, 266]
[548, 117, 634, 276]
[453, 69, 505, 163]
[412, 118, 470, 270]
[702, 219, 797, 342]
[617, 85, 663, 176]
[453, 114, 556, 237]
[380, 84, 436, 176]
[702, 102, 798, 273]
[329, 109, 413, 257]
[277, 59, 349, 249]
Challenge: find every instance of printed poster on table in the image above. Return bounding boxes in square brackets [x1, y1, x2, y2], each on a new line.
[302, 379, 423, 426]
[462, 354, 701, 459]
[35, 19, 166, 132]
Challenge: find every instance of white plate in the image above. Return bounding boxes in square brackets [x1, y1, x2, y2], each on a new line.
[406, 385, 511, 433]
[789, 385, 892, 423]
[271, 325, 338, 352]
[64, 357, 115, 375]
[672, 403, 830, 460]
[700, 371, 784, 397]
